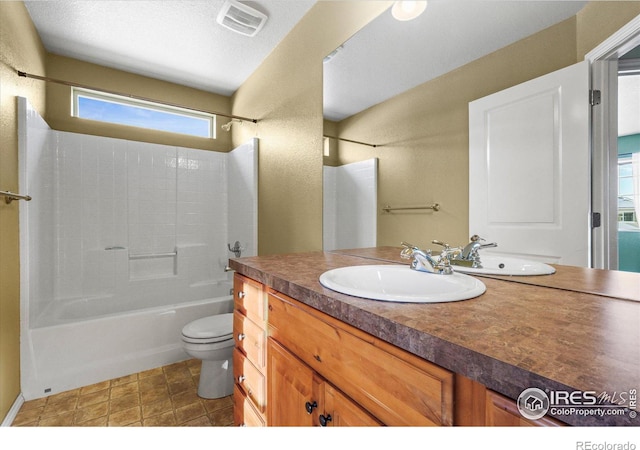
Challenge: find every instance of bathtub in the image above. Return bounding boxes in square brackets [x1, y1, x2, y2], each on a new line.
[20, 282, 233, 400]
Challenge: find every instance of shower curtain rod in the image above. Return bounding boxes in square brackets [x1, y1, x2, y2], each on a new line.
[323, 135, 377, 148]
[17, 71, 258, 124]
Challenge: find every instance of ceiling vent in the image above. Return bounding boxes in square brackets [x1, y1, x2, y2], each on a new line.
[216, 1, 268, 37]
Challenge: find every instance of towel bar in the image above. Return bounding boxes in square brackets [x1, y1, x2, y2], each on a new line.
[382, 203, 440, 213]
[1, 190, 32, 204]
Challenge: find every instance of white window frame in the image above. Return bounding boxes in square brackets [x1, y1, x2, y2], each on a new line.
[71, 87, 216, 139]
[618, 156, 637, 224]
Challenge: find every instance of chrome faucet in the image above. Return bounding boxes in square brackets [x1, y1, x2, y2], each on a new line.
[400, 242, 454, 275]
[456, 235, 497, 268]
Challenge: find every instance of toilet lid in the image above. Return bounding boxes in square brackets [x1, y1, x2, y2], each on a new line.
[182, 313, 233, 343]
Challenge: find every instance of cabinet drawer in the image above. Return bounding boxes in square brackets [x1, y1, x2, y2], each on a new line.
[234, 274, 265, 325]
[234, 311, 266, 368]
[233, 348, 266, 414]
[268, 291, 454, 426]
[233, 385, 266, 427]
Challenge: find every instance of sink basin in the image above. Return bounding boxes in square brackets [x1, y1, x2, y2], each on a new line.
[319, 265, 486, 303]
[451, 255, 556, 276]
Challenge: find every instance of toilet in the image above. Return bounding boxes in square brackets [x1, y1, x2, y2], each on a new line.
[181, 313, 234, 399]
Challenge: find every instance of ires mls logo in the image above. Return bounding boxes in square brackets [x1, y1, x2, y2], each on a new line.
[517, 388, 550, 420]
[517, 387, 638, 420]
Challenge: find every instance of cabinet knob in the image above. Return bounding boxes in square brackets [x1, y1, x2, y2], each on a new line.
[237, 375, 246, 383]
[238, 291, 246, 299]
[237, 333, 246, 341]
[319, 414, 332, 427]
[305, 401, 317, 414]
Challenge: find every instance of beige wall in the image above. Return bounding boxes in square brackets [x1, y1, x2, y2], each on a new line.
[335, 2, 640, 250]
[1, 0, 638, 424]
[232, 1, 392, 255]
[46, 54, 233, 152]
[577, 1, 640, 59]
[0, 1, 47, 422]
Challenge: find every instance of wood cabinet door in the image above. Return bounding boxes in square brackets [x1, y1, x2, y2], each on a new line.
[322, 383, 382, 427]
[267, 338, 321, 426]
[268, 290, 453, 426]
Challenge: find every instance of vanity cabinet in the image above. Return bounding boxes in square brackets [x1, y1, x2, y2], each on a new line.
[232, 273, 565, 427]
[233, 274, 268, 426]
[268, 337, 381, 426]
[267, 289, 454, 426]
[454, 376, 564, 427]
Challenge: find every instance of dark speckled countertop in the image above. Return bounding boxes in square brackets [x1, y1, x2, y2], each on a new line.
[229, 247, 640, 426]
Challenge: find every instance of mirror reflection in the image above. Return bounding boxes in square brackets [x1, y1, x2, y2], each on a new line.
[322, 1, 588, 251]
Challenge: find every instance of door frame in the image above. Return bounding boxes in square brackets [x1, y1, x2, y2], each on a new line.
[587, 14, 640, 269]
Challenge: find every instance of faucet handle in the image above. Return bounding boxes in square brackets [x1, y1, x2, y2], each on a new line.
[470, 235, 495, 245]
[431, 240, 463, 264]
[469, 235, 497, 249]
[400, 242, 419, 259]
[431, 239, 451, 249]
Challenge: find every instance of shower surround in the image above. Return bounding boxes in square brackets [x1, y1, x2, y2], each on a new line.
[18, 98, 257, 400]
[323, 158, 377, 251]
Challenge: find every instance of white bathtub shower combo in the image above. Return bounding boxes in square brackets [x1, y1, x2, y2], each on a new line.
[18, 98, 258, 400]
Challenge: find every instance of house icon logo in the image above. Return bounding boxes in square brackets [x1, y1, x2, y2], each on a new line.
[525, 395, 543, 411]
[517, 388, 550, 420]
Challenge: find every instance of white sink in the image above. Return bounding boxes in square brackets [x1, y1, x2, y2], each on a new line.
[319, 265, 486, 303]
[451, 255, 556, 276]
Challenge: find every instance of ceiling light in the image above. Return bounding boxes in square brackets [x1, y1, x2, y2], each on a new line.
[391, 1, 427, 21]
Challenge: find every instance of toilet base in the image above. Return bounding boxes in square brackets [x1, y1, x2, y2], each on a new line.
[197, 358, 234, 399]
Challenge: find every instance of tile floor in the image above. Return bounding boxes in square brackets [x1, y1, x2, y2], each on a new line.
[11, 359, 234, 427]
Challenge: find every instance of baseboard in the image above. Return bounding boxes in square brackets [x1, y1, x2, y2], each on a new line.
[1, 393, 25, 427]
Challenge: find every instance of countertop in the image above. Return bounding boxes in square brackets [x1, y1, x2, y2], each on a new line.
[229, 247, 640, 426]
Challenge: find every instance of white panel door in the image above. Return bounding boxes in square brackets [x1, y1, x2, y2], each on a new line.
[469, 61, 590, 266]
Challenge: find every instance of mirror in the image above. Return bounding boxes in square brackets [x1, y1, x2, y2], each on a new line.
[322, 1, 588, 250]
[323, 1, 587, 123]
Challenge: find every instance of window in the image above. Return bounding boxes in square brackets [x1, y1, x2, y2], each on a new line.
[72, 88, 216, 139]
[618, 156, 637, 224]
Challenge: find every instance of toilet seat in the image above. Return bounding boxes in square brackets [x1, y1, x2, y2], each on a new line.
[182, 313, 233, 344]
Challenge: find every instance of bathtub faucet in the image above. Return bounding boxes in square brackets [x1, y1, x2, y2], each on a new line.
[227, 241, 243, 258]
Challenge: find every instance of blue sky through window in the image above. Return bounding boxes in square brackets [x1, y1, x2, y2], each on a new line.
[77, 96, 212, 138]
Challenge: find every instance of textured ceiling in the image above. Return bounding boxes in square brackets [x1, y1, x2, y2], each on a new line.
[323, 0, 588, 121]
[24, 0, 633, 129]
[24, 0, 316, 96]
